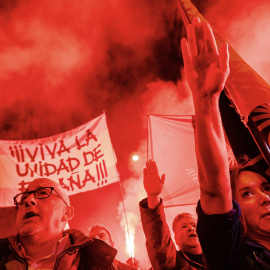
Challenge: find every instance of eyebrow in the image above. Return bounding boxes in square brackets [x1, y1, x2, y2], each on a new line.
[25, 186, 44, 192]
[238, 187, 251, 192]
[180, 222, 196, 225]
[239, 182, 270, 192]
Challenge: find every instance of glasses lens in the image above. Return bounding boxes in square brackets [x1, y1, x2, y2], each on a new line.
[14, 187, 53, 205]
[35, 187, 52, 199]
[15, 192, 30, 205]
[21, 192, 30, 203]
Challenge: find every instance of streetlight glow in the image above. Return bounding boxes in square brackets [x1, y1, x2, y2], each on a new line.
[132, 155, 139, 161]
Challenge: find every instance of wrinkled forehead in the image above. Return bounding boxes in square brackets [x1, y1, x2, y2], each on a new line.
[25, 178, 70, 206]
[177, 216, 197, 225]
[237, 170, 269, 188]
[90, 228, 107, 236]
[26, 178, 59, 191]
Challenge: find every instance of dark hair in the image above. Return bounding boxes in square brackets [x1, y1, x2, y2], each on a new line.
[172, 212, 194, 233]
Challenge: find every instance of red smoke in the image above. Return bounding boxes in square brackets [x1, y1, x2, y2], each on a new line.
[0, 0, 269, 268]
[0, 0, 182, 180]
[205, 0, 270, 83]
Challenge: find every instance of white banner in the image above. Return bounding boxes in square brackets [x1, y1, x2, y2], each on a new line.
[0, 113, 119, 206]
[148, 114, 199, 208]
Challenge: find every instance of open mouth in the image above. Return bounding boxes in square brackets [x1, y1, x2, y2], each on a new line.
[23, 212, 39, 220]
[189, 233, 197, 238]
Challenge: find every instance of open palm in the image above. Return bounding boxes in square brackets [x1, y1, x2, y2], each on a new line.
[181, 17, 229, 98]
[143, 160, 165, 197]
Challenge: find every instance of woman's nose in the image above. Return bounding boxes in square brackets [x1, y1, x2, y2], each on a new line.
[259, 191, 270, 206]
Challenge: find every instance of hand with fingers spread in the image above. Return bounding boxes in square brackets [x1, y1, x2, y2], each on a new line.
[181, 16, 232, 216]
[181, 17, 230, 99]
[143, 159, 165, 209]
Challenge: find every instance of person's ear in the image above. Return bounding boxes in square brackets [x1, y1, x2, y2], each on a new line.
[111, 240, 115, 248]
[63, 206, 74, 221]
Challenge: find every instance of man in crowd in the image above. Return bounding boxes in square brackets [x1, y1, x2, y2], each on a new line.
[0, 177, 117, 269]
[140, 160, 207, 269]
[89, 224, 140, 270]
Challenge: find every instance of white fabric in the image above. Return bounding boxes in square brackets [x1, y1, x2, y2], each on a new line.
[148, 114, 199, 219]
[0, 113, 119, 206]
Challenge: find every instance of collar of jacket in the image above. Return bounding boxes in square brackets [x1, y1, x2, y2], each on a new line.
[180, 250, 207, 269]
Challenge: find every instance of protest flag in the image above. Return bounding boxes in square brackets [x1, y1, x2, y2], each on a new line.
[0, 113, 119, 207]
[177, 0, 270, 170]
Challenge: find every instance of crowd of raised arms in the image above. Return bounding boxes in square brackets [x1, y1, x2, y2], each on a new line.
[1, 16, 270, 270]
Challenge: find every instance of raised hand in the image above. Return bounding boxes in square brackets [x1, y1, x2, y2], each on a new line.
[181, 17, 232, 214]
[143, 160, 165, 208]
[181, 17, 230, 99]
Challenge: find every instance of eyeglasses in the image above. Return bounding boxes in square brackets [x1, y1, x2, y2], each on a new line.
[13, 187, 68, 206]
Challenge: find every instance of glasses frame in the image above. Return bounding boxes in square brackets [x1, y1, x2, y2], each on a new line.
[13, 187, 68, 206]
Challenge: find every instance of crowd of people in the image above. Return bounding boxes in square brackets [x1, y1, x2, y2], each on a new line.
[1, 16, 270, 270]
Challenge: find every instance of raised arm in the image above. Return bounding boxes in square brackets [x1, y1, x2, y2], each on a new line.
[181, 17, 232, 214]
[140, 160, 177, 269]
[143, 159, 165, 209]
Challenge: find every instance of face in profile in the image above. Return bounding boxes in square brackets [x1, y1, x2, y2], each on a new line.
[16, 179, 68, 240]
[237, 170, 270, 237]
[174, 215, 201, 253]
[89, 227, 114, 247]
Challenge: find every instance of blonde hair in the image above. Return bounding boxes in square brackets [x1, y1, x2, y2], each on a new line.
[89, 223, 113, 243]
[172, 213, 194, 233]
[230, 155, 269, 236]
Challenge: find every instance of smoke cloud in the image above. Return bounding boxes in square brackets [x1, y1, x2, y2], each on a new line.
[0, 0, 269, 267]
[205, 0, 270, 83]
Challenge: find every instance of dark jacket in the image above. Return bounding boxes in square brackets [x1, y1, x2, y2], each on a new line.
[0, 228, 117, 270]
[197, 199, 270, 270]
[140, 198, 206, 270]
